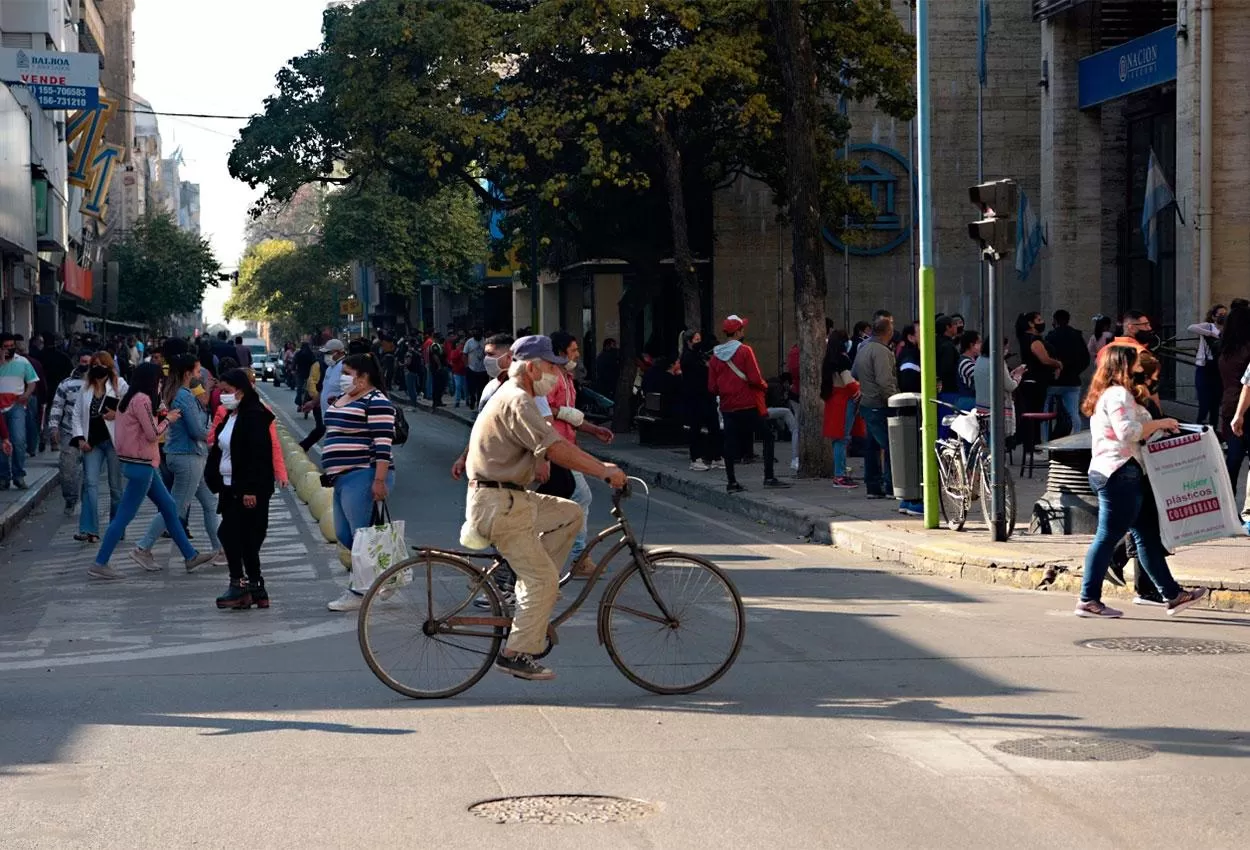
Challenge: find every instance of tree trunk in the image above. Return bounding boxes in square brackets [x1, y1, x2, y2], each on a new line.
[653, 112, 702, 332]
[769, 0, 830, 478]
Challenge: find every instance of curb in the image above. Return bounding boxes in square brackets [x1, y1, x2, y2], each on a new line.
[414, 396, 1250, 613]
[0, 469, 59, 543]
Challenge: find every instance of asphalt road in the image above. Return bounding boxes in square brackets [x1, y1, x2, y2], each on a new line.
[1, 380, 1249, 849]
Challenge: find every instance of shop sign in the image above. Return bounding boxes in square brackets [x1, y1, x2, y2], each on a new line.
[62, 259, 93, 301]
[823, 143, 916, 257]
[0, 48, 100, 112]
[1078, 26, 1177, 110]
[66, 98, 121, 222]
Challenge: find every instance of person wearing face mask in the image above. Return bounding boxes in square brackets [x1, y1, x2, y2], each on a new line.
[451, 334, 515, 482]
[205, 370, 279, 609]
[46, 350, 94, 517]
[130, 354, 225, 572]
[1188, 303, 1228, 428]
[541, 331, 615, 578]
[325, 354, 398, 612]
[1015, 311, 1063, 421]
[71, 353, 127, 542]
[1075, 345, 1207, 618]
[462, 335, 627, 681]
[463, 328, 488, 409]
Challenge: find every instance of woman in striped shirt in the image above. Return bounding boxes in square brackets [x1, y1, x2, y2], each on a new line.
[324, 353, 397, 612]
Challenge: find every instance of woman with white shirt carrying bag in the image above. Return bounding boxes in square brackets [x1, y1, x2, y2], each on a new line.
[71, 352, 127, 543]
[1076, 345, 1208, 619]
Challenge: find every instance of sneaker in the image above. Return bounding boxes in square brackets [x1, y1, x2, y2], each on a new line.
[327, 589, 363, 612]
[832, 476, 859, 489]
[1244, 519, 1250, 536]
[211, 549, 229, 567]
[726, 482, 746, 494]
[866, 491, 888, 500]
[183, 552, 215, 573]
[13, 478, 27, 490]
[63, 501, 77, 517]
[1132, 595, 1167, 607]
[689, 461, 710, 472]
[495, 652, 556, 681]
[710, 460, 726, 470]
[88, 564, 125, 581]
[790, 457, 800, 471]
[899, 501, 924, 517]
[1074, 600, 1123, 618]
[473, 589, 516, 613]
[1166, 587, 1208, 617]
[763, 478, 791, 489]
[1106, 556, 1129, 588]
[129, 547, 160, 572]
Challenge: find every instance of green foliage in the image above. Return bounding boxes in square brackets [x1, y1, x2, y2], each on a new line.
[322, 178, 486, 294]
[114, 212, 221, 328]
[224, 239, 347, 340]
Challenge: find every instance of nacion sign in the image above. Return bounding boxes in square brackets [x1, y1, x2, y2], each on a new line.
[0, 47, 100, 112]
[1078, 26, 1176, 110]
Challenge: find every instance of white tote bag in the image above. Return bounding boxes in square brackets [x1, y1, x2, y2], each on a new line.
[350, 502, 409, 594]
[1140, 427, 1243, 552]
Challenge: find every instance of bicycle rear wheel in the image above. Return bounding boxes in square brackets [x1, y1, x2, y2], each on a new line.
[936, 444, 968, 531]
[978, 455, 1018, 538]
[599, 552, 745, 695]
[358, 554, 505, 699]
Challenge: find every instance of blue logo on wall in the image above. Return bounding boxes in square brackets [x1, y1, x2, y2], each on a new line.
[823, 144, 916, 257]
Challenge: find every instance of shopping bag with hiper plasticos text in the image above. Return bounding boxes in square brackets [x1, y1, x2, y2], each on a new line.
[1140, 427, 1243, 552]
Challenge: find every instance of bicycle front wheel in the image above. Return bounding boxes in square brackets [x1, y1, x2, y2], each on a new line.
[358, 554, 505, 699]
[936, 444, 968, 531]
[599, 552, 745, 695]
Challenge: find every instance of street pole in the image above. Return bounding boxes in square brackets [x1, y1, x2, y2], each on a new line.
[986, 250, 1007, 542]
[977, 70, 987, 333]
[915, 0, 939, 528]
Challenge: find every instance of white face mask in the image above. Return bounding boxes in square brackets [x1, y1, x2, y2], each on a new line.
[339, 373, 357, 395]
[532, 367, 560, 397]
[220, 393, 239, 411]
[484, 355, 503, 379]
[564, 359, 578, 373]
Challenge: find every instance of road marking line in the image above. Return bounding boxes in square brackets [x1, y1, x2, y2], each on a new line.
[646, 492, 814, 559]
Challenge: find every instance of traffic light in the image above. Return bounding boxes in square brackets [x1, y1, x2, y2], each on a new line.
[968, 179, 1018, 258]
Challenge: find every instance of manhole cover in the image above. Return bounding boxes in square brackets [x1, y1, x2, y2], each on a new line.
[994, 737, 1153, 762]
[1081, 637, 1250, 655]
[469, 795, 659, 825]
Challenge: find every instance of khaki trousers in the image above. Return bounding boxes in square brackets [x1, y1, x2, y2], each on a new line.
[468, 488, 582, 655]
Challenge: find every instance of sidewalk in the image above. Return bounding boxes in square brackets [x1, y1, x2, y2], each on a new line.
[405, 393, 1250, 612]
[0, 451, 59, 543]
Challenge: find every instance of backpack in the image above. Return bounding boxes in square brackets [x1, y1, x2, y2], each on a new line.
[368, 391, 410, 446]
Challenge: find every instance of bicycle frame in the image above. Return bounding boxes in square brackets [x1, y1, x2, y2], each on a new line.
[412, 488, 677, 652]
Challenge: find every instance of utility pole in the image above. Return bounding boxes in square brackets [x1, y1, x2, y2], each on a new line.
[915, 0, 939, 528]
[968, 179, 1017, 542]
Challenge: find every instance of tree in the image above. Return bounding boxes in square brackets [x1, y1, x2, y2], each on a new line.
[322, 177, 486, 294]
[224, 239, 347, 341]
[113, 212, 221, 329]
[244, 183, 328, 249]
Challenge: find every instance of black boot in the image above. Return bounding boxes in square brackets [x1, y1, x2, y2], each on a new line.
[216, 579, 252, 610]
[250, 578, 269, 609]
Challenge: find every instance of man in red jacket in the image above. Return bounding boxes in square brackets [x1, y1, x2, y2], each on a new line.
[708, 315, 789, 493]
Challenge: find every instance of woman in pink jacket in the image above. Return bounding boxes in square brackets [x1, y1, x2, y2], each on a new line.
[88, 362, 215, 580]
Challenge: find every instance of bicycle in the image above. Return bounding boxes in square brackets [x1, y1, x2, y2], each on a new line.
[357, 480, 746, 699]
[932, 399, 1018, 538]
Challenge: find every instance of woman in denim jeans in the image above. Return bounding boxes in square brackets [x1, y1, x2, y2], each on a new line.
[324, 354, 396, 612]
[71, 352, 126, 542]
[129, 354, 224, 571]
[1075, 345, 1208, 618]
[87, 363, 215, 580]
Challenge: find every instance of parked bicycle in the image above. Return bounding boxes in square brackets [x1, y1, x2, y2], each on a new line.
[933, 399, 1018, 538]
[357, 480, 746, 699]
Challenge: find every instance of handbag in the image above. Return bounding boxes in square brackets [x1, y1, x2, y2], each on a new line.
[1140, 426, 1243, 551]
[349, 502, 409, 594]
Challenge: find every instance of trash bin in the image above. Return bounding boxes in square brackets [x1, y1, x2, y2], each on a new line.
[887, 392, 923, 502]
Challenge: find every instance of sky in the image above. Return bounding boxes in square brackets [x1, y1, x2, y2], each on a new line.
[131, 1, 326, 327]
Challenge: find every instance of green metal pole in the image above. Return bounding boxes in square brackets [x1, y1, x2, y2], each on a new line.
[916, 0, 939, 528]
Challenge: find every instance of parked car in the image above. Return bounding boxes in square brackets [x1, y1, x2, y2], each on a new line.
[260, 353, 280, 383]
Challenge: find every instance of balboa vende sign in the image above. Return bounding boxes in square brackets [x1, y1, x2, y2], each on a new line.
[0, 47, 100, 111]
[1077, 26, 1177, 110]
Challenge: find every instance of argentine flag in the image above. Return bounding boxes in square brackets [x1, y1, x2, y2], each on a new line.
[1142, 149, 1176, 264]
[1015, 191, 1045, 281]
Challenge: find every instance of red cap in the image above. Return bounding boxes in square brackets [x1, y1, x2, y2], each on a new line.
[722, 314, 747, 335]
